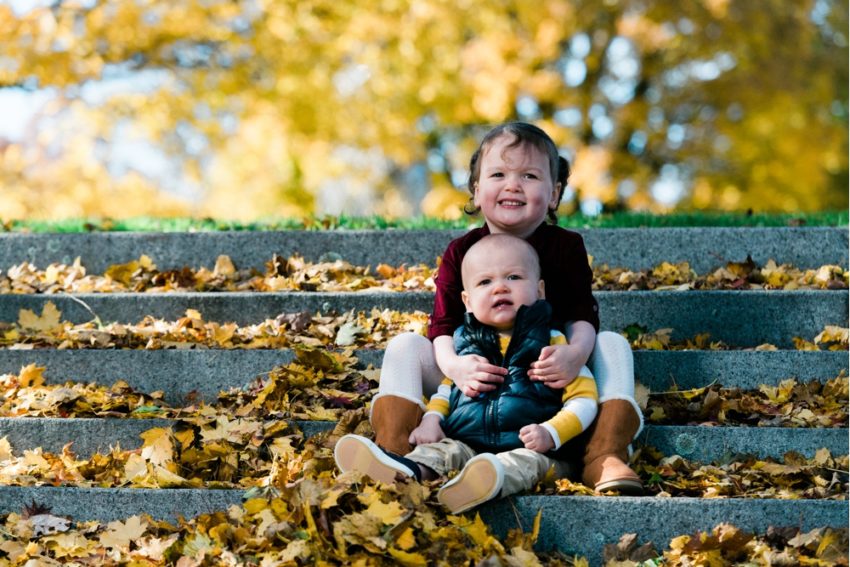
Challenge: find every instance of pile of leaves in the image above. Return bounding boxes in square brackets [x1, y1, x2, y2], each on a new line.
[1, 502, 847, 567]
[0, 379, 847, 498]
[0, 348, 376, 420]
[622, 323, 848, 352]
[2, 353, 847, 429]
[631, 446, 847, 500]
[0, 454, 572, 565]
[549, 446, 847, 501]
[644, 376, 849, 427]
[592, 256, 848, 291]
[1, 254, 846, 295]
[604, 524, 847, 566]
[3, 303, 430, 350]
[4, 302, 848, 352]
[0, 420, 846, 564]
[0, 255, 438, 294]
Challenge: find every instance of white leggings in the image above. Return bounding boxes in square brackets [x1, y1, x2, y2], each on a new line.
[373, 330, 644, 439]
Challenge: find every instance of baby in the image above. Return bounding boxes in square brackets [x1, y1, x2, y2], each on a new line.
[336, 234, 598, 513]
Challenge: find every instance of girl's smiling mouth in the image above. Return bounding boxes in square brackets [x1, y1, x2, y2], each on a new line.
[498, 200, 525, 207]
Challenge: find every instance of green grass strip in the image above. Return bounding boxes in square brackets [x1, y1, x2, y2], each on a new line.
[3, 210, 847, 232]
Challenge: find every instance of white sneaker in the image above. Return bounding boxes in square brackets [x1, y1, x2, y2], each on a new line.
[334, 434, 419, 484]
[437, 453, 504, 514]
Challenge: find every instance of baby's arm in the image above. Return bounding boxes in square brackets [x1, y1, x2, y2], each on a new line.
[522, 366, 598, 453]
[408, 379, 451, 446]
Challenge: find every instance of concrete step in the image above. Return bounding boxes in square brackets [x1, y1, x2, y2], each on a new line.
[0, 349, 845, 403]
[0, 485, 843, 565]
[2, 227, 846, 272]
[1, 417, 845, 462]
[1, 290, 846, 347]
[479, 496, 848, 564]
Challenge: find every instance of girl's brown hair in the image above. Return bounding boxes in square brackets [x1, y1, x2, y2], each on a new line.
[464, 122, 570, 223]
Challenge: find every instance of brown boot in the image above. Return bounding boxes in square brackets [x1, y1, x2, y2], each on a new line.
[370, 395, 424, 455]
[581, 399, 643, 495]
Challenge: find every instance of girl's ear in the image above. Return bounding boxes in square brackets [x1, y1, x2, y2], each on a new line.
[549, 182, 562, 209]
[471, 182, 480, 208]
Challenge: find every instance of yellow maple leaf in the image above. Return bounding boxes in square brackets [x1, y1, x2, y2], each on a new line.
[104, 260, 140, 285]
[40, 532, 90, 559]
[18, 364, 46, 387]
[122, 453, 148, 483]
[214, 255, 236, 277]
[388, 547, 428, 566]
[462, 513, 504, 553]
[0, 437, 12, 462]
[364, 499, 406, 526]
[139, 428, 174, 467]
[99, 515, 148, 550]
[394, 526, 417, 551]
[18, 301, 62, 331]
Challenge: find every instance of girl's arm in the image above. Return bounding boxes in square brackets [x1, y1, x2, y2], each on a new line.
[434, 335, 506, 397]
[528, 320, 596, 388]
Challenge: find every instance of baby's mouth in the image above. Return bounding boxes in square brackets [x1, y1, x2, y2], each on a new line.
[498, 200, 525, 207]
[493, 299, 513, 308]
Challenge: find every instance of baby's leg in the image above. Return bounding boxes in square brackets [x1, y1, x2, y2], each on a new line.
[497, 449, 569, 497]
[371, 332, 444, 454]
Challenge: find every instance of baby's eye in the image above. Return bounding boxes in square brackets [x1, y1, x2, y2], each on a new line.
[477, 278, 491, 286]
[523, 173, 539, 179]
[490, 171, 504, 178]
[507, 274, 523, 281]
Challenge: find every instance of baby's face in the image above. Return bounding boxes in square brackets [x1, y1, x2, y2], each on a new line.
[461, 244, 544, 331]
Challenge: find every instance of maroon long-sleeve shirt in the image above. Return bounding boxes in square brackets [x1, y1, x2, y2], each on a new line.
[427, 223, 599, 341]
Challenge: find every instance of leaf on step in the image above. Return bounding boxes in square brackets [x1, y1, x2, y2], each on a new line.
[18, 302, 62, 331]
[99, 515, 148, 550]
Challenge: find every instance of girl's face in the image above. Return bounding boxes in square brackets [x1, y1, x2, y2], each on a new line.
[472, 135, 561, 238]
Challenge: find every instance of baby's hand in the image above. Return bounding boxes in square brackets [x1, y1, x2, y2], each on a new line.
[519, 424, 555, 453]
[409, 414, 445, 446]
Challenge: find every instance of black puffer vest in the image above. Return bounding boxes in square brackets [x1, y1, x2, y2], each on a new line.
[442, 300, 565, 455]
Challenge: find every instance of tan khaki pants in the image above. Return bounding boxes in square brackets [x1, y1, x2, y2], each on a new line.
[406, 438, 571, 497]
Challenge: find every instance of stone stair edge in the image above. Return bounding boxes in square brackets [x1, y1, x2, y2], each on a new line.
[1, 226, 847, 273]
[0, 417, 846, 462]
[0, 350, 845, 403]
[1, 291, 845, 348]
[0, 485, 844, 566]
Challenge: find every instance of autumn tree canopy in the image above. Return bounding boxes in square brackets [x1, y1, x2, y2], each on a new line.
[0, 0, 846, 220]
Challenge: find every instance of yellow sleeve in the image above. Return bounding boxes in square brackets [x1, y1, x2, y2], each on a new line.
[424, 378, 453, 417]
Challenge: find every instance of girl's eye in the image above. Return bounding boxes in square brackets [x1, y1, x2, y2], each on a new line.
[490, 172, 504, 178]
[524, 173, 539, 179]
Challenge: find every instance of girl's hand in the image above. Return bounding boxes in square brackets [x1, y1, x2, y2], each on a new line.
[448, 354, 507, 398]
[528, 343, 584, 389]
[409, 414, 445, 446]
[519, 424, 555, 453]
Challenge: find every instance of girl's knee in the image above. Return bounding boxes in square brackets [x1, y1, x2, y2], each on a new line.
[386, 332, 431, 353]
[595, 331, 631, 355]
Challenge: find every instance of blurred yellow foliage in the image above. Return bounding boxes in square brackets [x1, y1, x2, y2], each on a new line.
[0, 0, 846, 219]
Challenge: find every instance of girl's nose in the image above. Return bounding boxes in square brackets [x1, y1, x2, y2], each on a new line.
[504, 174, 522, 190]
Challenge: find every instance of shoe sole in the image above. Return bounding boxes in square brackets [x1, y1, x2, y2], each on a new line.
[438, 455, 502, 514]
[595, 478, 644, 495]
[334, 435, 413, 484]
